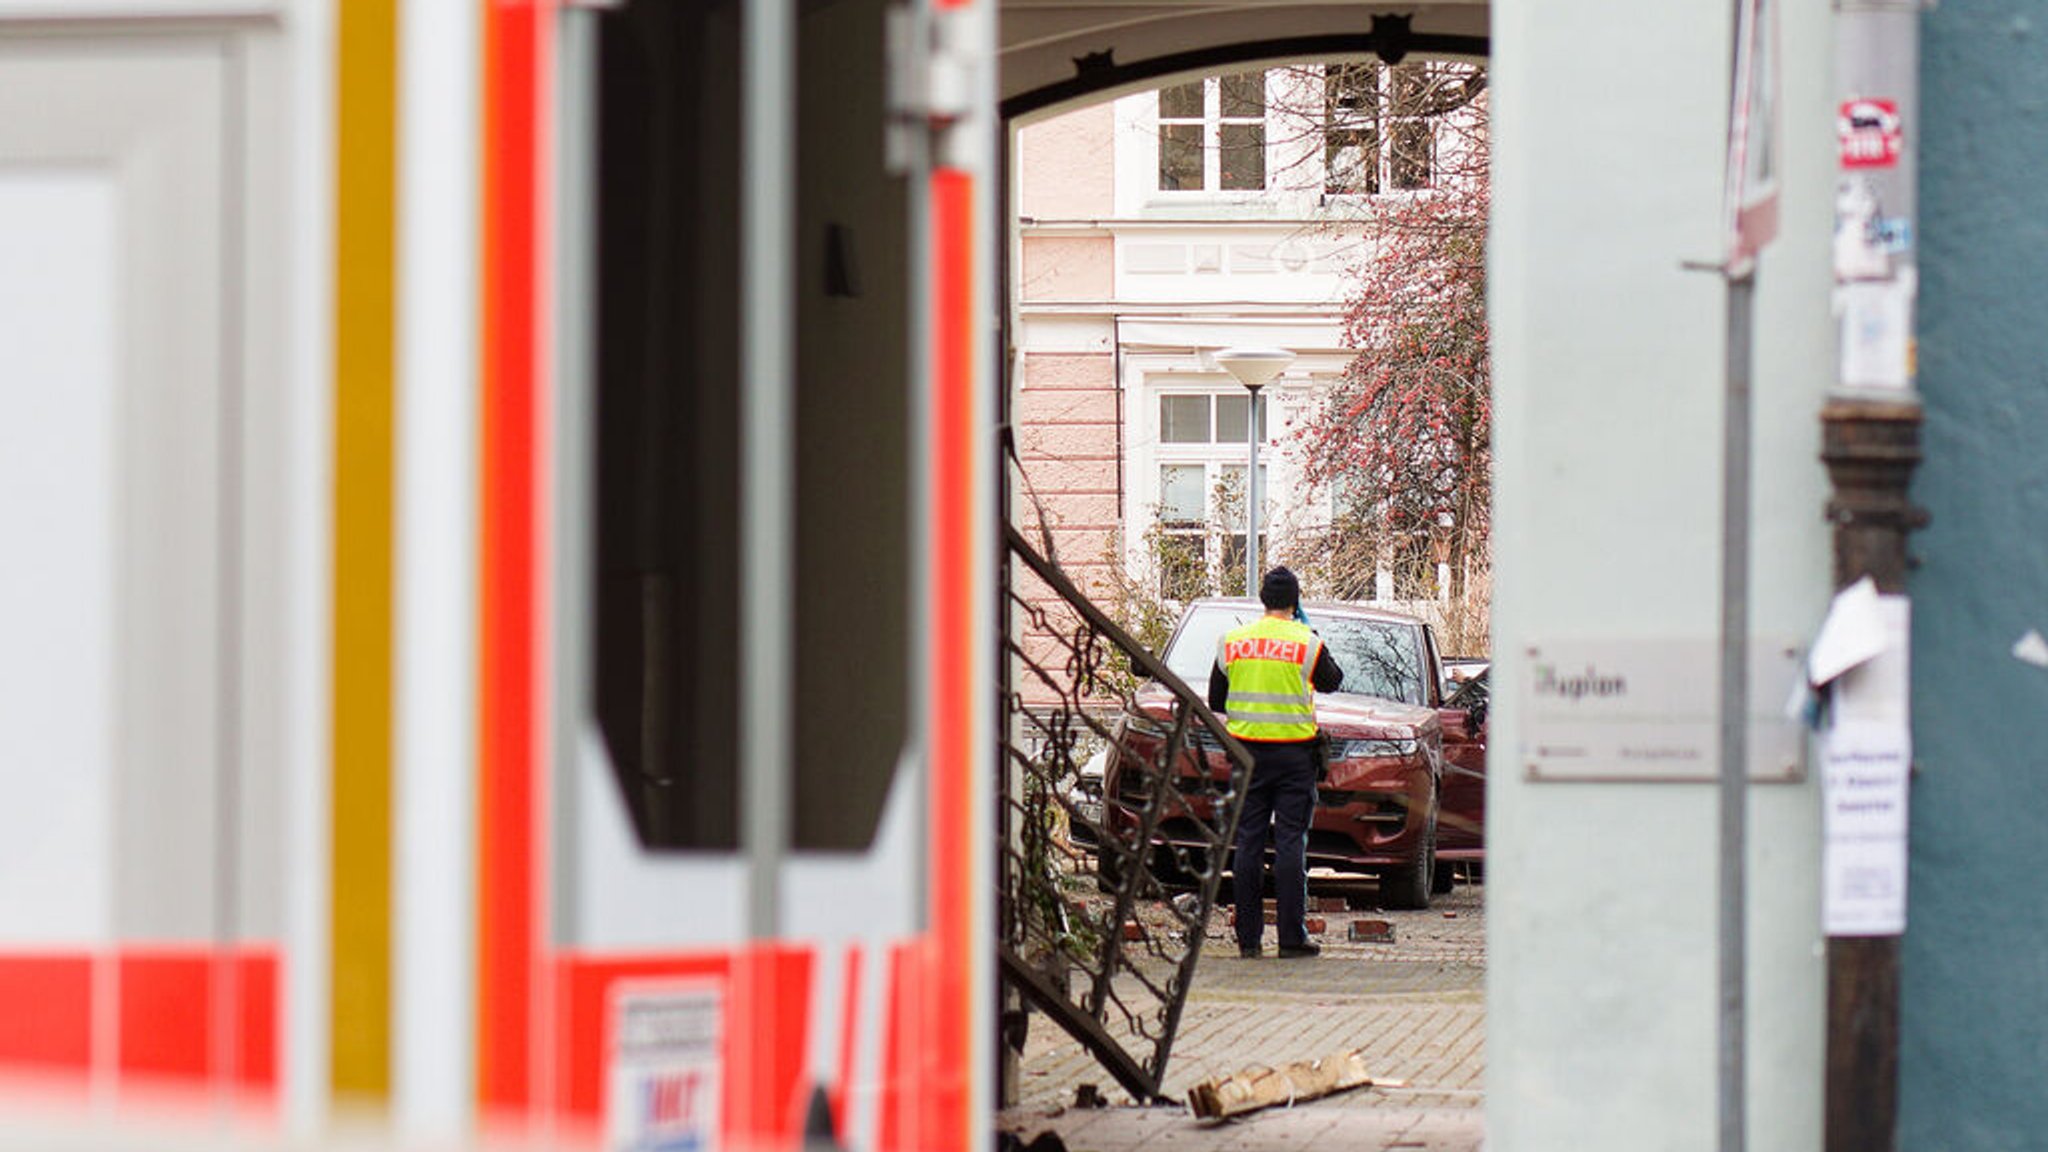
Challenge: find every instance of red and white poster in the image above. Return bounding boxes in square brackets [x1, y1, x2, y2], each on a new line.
[1838, 98, 1904, 169]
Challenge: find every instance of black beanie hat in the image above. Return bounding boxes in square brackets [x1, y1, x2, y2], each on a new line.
[1259, 566, 1300, 610]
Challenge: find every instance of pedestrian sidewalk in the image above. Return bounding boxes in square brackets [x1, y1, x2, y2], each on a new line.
[1000, 878, 1487, 1152]
[1001, 1098, 1482, 1152]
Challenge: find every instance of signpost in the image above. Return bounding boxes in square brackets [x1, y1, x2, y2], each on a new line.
[1719, 3, 1777, 1149]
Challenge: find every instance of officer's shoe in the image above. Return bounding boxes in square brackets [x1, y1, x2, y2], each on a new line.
[1276, 941, 1321, 959]
[1237, 944, 1262, 959]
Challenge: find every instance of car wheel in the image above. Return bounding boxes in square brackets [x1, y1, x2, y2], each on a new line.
[1149, 846, 1205, 893]
[1380, 810, 1436, 911]
[1094, 848, 1126, 895]
[1432, 858, 1456, 895]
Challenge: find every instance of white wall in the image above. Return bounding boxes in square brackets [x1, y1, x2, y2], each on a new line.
[1487, 0, 1834, 1148]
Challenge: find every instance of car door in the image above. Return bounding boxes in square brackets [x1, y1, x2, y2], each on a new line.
[1436, 671, 1488, 856]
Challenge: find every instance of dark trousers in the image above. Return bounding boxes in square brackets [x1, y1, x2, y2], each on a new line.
[1233, 740, 1317, 949]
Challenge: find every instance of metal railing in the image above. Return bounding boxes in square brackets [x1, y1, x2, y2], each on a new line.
[997, 522, 1253, 1102]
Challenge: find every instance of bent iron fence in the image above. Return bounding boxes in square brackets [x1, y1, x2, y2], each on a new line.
[997, 523, 1253, 1102]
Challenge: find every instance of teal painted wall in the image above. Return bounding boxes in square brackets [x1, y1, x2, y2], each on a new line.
[1904, 5, 2048, 1147]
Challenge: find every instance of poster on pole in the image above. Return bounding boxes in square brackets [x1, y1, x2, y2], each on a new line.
[1817, 594, 1913, 936]
[1725, 0, 1781, 275]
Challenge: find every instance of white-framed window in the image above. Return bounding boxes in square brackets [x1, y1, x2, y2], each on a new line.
[1151, 391, 1271, 598]
[1157, 71, 1268, 192]
[1323, 61, 1435, 195]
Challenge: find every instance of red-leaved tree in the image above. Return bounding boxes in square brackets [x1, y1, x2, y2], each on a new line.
[1292, 83, 1490, 647]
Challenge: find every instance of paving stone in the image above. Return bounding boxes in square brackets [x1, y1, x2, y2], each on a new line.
[1003, 882, 1487, 1151]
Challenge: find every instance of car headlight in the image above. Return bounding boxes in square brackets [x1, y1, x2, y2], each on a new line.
[1339, 737, 1419, 758]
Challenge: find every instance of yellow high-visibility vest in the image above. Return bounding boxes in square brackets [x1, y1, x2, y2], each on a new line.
[1217, 615, 1321, 742]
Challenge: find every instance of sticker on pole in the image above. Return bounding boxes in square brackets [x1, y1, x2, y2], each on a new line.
[1838, 99, 1903, 169]
[1723, 0, 1781, 274]
[607, 981, 725, 1152]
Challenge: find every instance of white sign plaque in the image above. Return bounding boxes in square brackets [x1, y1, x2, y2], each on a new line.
[607, 981, 725, 1152]
[1521, 639, 1805, 782]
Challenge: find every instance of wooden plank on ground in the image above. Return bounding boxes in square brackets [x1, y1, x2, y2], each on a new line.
[1185, 1048, 1402, 1120]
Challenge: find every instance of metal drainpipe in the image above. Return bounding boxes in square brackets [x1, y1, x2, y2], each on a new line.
[1824, 2, 1929, 1149]
[1113, 314, 1125, 517]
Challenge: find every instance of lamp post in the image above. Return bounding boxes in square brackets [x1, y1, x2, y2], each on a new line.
[1213, 348, 1294, 598]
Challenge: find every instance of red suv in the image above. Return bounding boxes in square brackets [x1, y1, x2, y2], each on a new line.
[1101, 599, 1485, 909]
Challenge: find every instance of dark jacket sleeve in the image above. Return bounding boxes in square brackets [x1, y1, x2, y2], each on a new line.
[1310, 645, 1343, 694]
[1208, 661, 1230, 714]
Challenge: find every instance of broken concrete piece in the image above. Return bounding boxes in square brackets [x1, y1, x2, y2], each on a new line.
[1185, 1048, 1401, 1120]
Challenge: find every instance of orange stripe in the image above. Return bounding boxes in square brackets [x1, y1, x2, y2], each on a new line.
[117, 951, 210, 1081]
[0, 955, 91, 1072]
[875, 943, 915, 1152]
[830, 945, 863, 1141]
[479, 0, 551, 1118]
[927, 165, 977, 1152]
[331, 0, 398, 1101]
[115, 946, 281, 1093]
[0, 948, 279, 1096]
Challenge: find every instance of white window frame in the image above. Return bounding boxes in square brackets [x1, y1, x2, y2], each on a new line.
[1145, 388, 1272, 598]
[1155, 71, 1270, 195]
[1322, 60, 1440, 197]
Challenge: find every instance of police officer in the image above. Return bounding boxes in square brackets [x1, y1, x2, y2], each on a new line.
[1209, 567, 1343, 958]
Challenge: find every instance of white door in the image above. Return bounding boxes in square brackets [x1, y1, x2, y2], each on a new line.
[0, 32, 254, 1097]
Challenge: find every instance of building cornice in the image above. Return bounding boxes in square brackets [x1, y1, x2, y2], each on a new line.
[1017, 302, 1348, 317]
[1021, 217, 1362, 233]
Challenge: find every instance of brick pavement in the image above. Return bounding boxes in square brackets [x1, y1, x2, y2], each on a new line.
[999, 876, 1486, 1152]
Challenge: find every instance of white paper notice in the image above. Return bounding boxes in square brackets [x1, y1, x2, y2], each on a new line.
[1838, 275, 1913, 391]
[1807, 576, 1886, 687]
[1824, 836, 1908, 936]
[1832, 596, 1910, 725]
[1821, 719, 1911, 936]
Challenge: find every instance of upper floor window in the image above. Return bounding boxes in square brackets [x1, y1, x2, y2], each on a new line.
[1158, 71, 1267, 192]
[1324, 62, 1434, 195]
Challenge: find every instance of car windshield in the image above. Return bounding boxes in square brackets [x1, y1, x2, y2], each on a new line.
[1161, 604, 1428, 706]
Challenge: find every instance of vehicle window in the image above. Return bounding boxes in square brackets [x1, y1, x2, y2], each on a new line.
[1161, 606, 1427, 705]
[588, 0, 908, 851]
[1161, 605, 1258, 686]
[1448, 671, 1489, 709]
[1317, 619, 1426, 704]
[590, 0, 747, 850]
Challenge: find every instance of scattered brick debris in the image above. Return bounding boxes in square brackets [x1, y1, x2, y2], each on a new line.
[1350, 919, 1396, 944]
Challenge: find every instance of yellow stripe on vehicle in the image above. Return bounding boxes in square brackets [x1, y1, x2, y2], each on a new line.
[331, 0, 398, 1102]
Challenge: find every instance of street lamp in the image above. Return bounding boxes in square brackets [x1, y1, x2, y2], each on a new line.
[1212, 347, 1294, 598]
